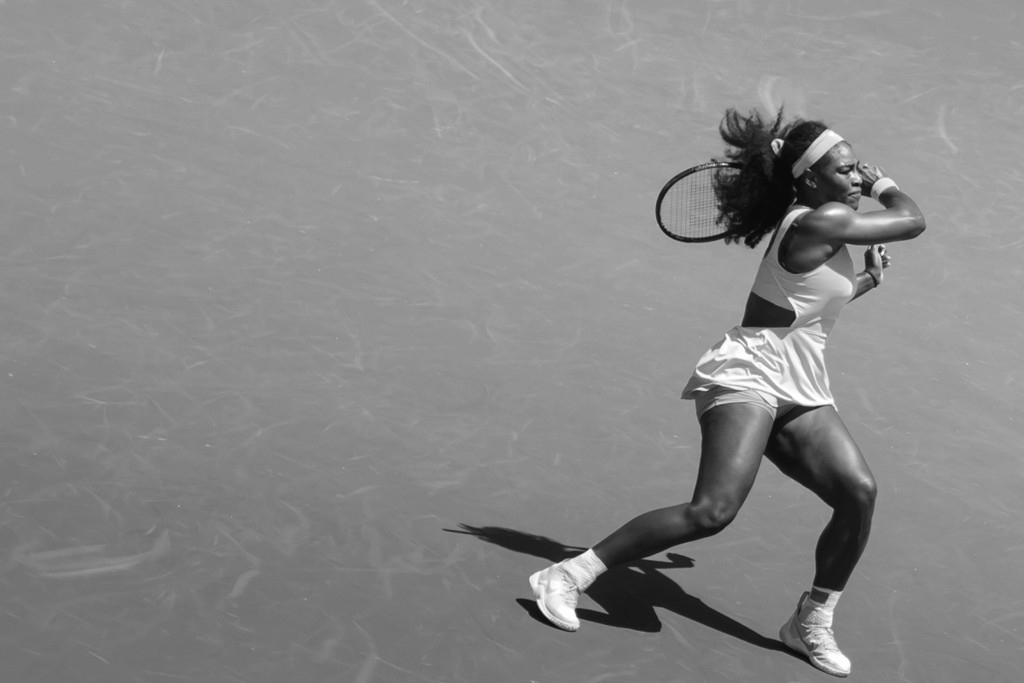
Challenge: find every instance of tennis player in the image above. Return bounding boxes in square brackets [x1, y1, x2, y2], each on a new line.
[529, 108, 926, 677]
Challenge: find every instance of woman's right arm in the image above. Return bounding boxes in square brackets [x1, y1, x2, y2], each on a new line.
[821, 163, 926, 246]
[795, 191, 925, 253]
[852, 184, 926, 244]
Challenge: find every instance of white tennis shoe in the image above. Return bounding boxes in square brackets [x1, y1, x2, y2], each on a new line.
[779, 592, 852, 677]
[529, 563, 581, 632]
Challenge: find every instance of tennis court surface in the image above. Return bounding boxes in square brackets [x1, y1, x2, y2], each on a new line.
[1, 1, 1021, 681]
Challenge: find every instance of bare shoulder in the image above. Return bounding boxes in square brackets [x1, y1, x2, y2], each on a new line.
[793, 202, 857, 240]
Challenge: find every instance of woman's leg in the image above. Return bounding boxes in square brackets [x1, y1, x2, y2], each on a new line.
[530, 402, 775, 631]
[765, 406, 877, 591]
[592, 402, 776, 566]
[766, 405, 876, 677]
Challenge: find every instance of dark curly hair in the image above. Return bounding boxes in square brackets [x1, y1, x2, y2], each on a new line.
[714, 108, 829, 248]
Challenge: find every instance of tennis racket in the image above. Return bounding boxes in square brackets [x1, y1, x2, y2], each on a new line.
[655, 161, 740, 243]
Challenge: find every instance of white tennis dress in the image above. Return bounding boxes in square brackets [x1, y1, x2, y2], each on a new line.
[681, 206, 858, 407]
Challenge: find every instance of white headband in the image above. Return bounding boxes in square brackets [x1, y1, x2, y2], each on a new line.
[771, 129, 845, 178]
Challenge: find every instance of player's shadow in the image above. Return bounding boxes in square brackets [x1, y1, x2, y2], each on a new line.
[446, 523, 790, 654]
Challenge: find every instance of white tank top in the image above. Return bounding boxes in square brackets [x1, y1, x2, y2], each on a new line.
[751, 206, 856, 335]
[681, 206, 858, 406]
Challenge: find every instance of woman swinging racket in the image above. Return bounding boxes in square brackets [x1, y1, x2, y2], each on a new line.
[529, 108, 926, 677]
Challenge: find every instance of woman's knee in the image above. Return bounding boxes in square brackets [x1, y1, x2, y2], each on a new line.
[836, 475, 877, 515]
[684, 498, 741, 536]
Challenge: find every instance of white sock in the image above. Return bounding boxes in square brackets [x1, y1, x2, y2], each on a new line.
[560, 549, 607, 592]
[804, 586, 842, 627]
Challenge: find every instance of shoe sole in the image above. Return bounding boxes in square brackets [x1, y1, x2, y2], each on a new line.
[529, 570, 579, 632]
[779, 621, 849, 678]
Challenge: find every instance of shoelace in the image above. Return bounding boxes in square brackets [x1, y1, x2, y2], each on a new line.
[803, 624, 841, 654]
[555, 568, 582, 607]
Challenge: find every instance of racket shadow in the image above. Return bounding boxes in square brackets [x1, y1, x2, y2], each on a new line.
[446, 524, 790, 654]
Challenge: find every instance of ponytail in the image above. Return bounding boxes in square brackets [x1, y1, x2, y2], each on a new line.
[714, 108, 828, 248]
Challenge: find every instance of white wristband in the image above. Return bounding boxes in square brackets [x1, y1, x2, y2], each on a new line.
[870, 177, 898, 202]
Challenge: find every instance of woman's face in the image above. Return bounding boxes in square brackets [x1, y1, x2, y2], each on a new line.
[807, 143, 862, 209]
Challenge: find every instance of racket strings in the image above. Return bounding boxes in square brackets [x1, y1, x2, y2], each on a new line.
[659, 167, 731, 241]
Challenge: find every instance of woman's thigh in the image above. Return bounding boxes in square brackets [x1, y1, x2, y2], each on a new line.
[692, 402, 776, 510]
[764, 405, 876, 506]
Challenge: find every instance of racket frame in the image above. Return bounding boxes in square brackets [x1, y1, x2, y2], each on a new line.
[655, 160, 741, 243]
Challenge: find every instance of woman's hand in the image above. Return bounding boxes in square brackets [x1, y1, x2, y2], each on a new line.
[864, 244, 890, 284]
[850, 244, 891, 300]
[857, 162, 886, 198]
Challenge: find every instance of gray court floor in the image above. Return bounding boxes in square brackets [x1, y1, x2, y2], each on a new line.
[1, 1, 1022, 681]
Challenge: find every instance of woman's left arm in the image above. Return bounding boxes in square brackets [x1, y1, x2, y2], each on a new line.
[849, 244, 891, 302]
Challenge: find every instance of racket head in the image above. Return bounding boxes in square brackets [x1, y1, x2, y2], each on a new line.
[655, 161, 741, 243]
